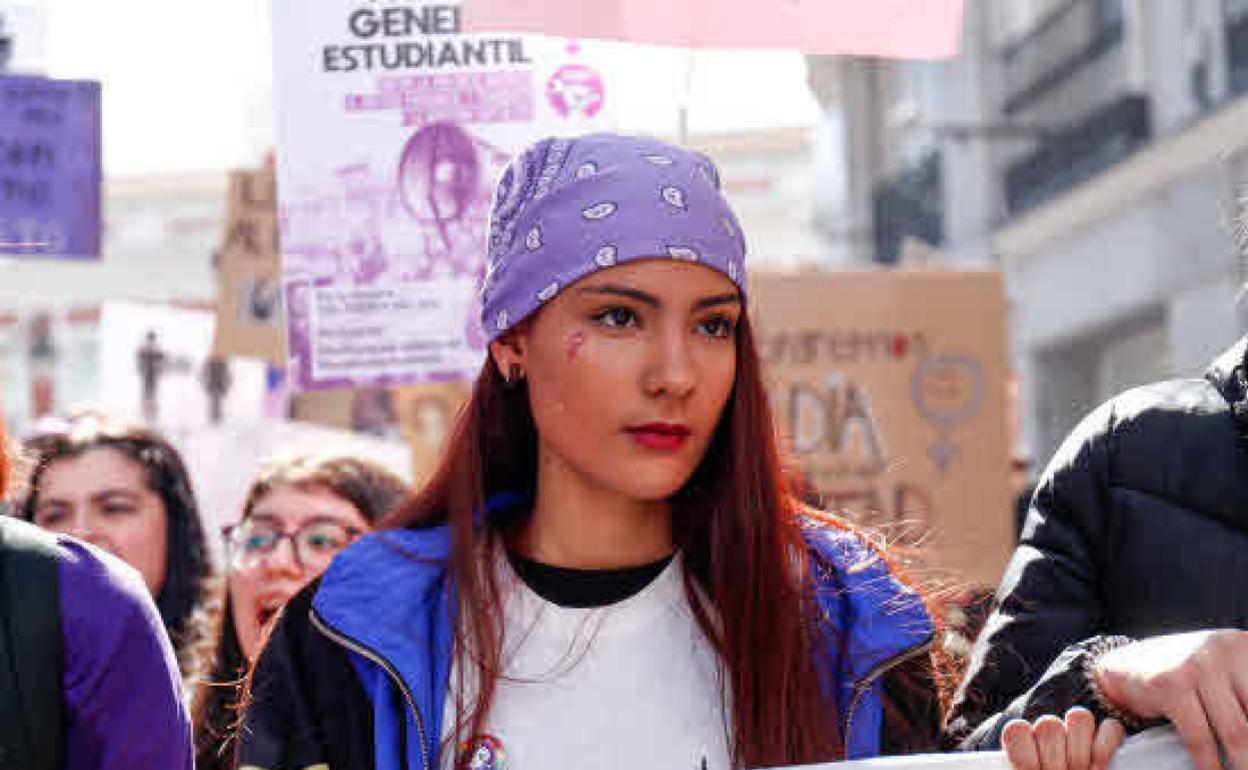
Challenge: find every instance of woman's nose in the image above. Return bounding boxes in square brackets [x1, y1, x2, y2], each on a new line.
[260, 537, 305, 577]
[643, 331, 697, 399]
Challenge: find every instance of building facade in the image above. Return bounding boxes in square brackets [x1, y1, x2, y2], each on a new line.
[809, 0, 1248, 466]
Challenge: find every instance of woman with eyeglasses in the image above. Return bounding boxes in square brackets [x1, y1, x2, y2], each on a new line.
[190, 451, 409, 770]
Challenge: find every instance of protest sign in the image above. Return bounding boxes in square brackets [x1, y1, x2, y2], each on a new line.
[212, 163, 286, 364]
[0, 74, 101, 258]
[751, 270, 1011, 587]
[100, 302, 267, 436]
[394, 380, 471, 484]
[272, 0, 612, 391]
[461, 0, 965, 58]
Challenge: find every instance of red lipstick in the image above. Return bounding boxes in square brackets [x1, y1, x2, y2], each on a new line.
[627, 422, 691, 451]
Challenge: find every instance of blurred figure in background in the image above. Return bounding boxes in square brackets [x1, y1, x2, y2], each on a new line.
[19, 411, 214, 674]
[190, 452, 409, 770]
[0, 417, 194, 768]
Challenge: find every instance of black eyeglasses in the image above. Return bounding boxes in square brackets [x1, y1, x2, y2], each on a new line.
[222, 517, 363, 570]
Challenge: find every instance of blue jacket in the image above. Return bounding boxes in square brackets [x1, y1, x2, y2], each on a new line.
[300, 520, 935, 770]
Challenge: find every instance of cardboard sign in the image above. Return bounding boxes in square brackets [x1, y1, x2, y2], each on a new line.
[212, 163, 285, 364]
[271, 0, 613, 391]
[751, 270, 1011, 587]
[394, 380, 471, 485]
[0, 75, 101, 258]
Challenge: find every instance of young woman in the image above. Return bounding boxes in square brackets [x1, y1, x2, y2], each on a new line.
[239, 134, 944, 770]
[20, 411, 213, 673]
[2, 416, 195, 768]
[190, 452, 409, 770]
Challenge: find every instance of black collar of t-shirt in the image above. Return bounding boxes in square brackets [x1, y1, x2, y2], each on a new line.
[505, 550, 676, 609]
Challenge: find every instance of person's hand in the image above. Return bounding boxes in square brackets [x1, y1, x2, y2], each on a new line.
[1003, 708, 1125, 770]
[1095, 630, 1248, 770]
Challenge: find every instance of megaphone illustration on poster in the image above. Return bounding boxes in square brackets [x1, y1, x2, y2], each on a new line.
[910, 354, 984, 474]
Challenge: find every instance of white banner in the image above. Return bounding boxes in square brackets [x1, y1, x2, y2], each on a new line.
[769, 728, 1197, 770]
[271, 0, 613, 390]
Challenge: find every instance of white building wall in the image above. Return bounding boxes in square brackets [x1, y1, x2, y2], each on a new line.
[814, 0, 1248, 465]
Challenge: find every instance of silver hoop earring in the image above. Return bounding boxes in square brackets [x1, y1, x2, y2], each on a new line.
[504, 363, 524, 386]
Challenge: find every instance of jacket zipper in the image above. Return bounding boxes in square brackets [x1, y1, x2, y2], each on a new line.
[310, 608, 432, 770]
[843, 632, 935, 745]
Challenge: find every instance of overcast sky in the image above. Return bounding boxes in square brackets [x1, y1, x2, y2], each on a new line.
[9, 0, 820, 176]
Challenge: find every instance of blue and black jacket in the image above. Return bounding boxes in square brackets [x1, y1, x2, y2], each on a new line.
[239, 519, 941, 770]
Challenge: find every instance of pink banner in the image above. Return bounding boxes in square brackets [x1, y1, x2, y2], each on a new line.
[462, 0, 965, 59]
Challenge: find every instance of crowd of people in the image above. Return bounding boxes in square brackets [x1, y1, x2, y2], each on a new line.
[1, 132, 1245, 770]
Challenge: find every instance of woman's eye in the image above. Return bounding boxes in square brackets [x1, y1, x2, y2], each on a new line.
[305, 533, 341, 550]
[36, 511, 67, 528]
[244, 533, 276, 551]
[102, 505, 135, 516]
[592, 307, 638, 329]
[697, 316, 735, 338]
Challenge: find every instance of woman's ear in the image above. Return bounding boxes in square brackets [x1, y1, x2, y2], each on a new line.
[489, 327, 528, 384]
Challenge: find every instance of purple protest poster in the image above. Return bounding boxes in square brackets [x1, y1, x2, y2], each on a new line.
[0, 75, 102, 258]
[271, 0, 612, 390]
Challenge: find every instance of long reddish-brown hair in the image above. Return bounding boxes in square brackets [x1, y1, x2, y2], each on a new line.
[389, 311, 853, 767]
[0, 420, 9, 500]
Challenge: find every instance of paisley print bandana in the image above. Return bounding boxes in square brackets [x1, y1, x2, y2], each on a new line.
[480, 133, 747, 341]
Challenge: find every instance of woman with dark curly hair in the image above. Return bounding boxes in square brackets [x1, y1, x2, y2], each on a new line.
[20, 411, 214, 672]
[190, 451, 409, 770]
[2, 414, 194, 768]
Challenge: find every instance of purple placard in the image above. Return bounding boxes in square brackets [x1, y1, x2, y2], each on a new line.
[0, 75, 102, 258]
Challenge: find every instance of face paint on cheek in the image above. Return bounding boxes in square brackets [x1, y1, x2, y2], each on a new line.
[566, 332, 587, 361]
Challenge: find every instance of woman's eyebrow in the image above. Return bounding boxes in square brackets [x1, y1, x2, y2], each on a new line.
[92, 489, 140, 504]
[693, 293, 741, 311]
[577, 285, 661, 307]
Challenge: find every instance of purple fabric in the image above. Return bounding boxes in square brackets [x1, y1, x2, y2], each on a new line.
[481, 133, 747, 341]
[58, 538, 194, 770]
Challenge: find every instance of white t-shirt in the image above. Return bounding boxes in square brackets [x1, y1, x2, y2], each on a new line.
[441, 553, 732, 770]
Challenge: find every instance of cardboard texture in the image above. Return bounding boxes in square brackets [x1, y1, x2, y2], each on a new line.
[750, 270, 1012, 587]
[212, 164, 285, 364]
[394, 382, 473, 486]
[286, 381, 470, 486]
[287, 388, 357, 431]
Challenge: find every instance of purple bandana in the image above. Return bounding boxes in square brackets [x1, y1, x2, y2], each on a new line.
[481, 133, 747, 341]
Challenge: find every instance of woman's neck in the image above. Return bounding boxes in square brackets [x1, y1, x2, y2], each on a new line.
[516, 446, 674, 570]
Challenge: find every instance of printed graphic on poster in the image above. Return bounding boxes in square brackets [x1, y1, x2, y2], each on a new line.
[751, 270, 1012, 587]
[100, 303, 268, 437]
[0, 75, 101, 258]
[272, 1, 613, 390]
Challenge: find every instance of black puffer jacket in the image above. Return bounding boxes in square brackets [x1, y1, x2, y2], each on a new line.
[947, 338, 1248, 749]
